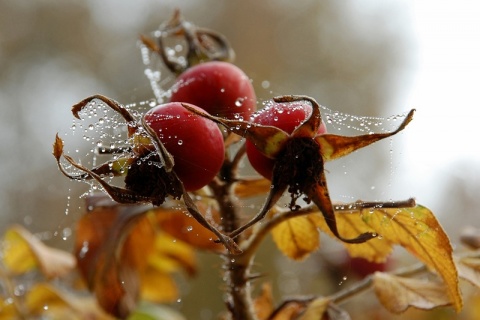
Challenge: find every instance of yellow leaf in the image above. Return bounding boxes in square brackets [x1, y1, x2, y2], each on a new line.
[313, 205, 462, 311]
[149, 232, 197, 276]
[140, 270, 179, 303]
[372, 272, 452, 313]
[2, 226, 38, 274]
[25, 283, 113, 319]
[0, 296, 18, 320]
[298, 297, 330, 320]
[271, 215, 320, 260]
[2, 225, 76, 278]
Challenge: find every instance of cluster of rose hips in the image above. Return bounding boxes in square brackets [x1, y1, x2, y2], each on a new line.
[146, 61, 319, 190]
[54, 10, 413, 254]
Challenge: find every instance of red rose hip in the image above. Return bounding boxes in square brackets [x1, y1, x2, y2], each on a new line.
[170, 61, 256, 120]
[144, 102, 225, 191]
[246, 100, 327, 180]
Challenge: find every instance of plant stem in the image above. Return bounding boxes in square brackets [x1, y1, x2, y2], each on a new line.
[210, 153, 257, 319]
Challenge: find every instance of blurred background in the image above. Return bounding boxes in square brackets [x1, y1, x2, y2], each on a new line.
[1, 0, 479, 319]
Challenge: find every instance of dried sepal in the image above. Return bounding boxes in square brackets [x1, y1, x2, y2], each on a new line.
[140, 9, 234, 75]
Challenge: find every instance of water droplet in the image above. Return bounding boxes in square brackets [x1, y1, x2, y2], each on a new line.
[261, 80, 270, 89]
[235, 97, 245, 107]
[177, 140, 183, 145]
[186, 226, 193, 232]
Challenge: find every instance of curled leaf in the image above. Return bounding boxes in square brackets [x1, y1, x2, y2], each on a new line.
[372, 273, 453, 313]
[234, 178, 272, 199]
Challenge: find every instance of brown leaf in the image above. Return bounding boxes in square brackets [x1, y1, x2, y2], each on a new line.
[52, 133, 63, 160]
[372, 272, 453, 313]
[271, 215, 320, 260]
[313, 204, 462, 311]
[2, 225, 75, 278]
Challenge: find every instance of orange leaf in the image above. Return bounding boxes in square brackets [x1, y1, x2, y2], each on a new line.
[253, 283, 274, 320]
[2, 225, 75, 278]
[74, 195, 198, 318]
[372, 272, 453, 313]
[271, 215, 320, 260]
[234, 178, 272, 198]
[152, 201, 224, 252]
[314, 204, 462, 311]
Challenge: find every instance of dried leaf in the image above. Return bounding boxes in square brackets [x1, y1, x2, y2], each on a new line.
[271, 215, 320, 260]
[298, 297, 330, 320]
[313, 205, 462, 311]
[253, 283, 274, 320]
[234, 178, 272, 198]
[52, 133, 63, 160]
[372, 272, 453, 313]
[455, 255, 480, 288]
[75, 196, 198, 318]
[2, 225, 75, 278]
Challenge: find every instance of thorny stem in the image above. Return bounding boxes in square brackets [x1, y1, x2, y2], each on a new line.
[210, 147, 257, 320]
